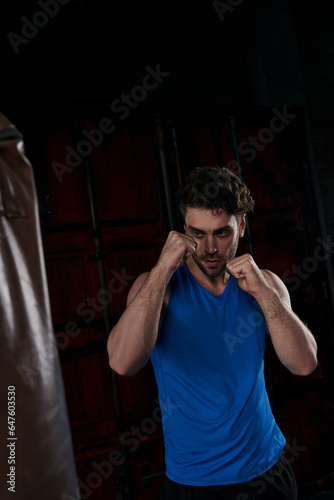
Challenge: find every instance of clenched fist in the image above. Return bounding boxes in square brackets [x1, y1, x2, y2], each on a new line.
[156, 230, 197, 276]
[226, 254, 272, 298]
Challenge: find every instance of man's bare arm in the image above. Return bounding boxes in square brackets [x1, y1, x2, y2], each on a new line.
[107, 268, 169, 376]
[226, 254, 318, 376]
[107, 231, 197, 376]
[258, 270, 318, 376]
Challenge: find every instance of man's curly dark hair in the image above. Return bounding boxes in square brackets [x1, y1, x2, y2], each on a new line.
[177, 165, 254, 219]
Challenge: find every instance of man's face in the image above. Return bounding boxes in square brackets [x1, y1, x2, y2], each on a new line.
[184, 207, 245, 278]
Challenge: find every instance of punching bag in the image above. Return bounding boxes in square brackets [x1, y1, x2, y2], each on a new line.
[0, 113, 78, 499]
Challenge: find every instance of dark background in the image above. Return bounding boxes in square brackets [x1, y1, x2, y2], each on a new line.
[1, 1, 334, 499]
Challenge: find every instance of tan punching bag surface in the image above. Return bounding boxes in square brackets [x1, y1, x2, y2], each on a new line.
[0, 113, 78, 499]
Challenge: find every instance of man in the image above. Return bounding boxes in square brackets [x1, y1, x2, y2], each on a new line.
[107, 166, 317, 499]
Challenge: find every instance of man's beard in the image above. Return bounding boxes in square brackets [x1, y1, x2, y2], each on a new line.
[191, 241, 239, 278]
[191, 253, 226, 278]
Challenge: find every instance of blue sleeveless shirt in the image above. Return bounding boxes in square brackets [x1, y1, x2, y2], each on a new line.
[150, 264, 285, 486]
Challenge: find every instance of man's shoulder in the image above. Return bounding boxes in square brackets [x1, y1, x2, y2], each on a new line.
[261, 269, 282, 286]
[260, 269, 291, 306]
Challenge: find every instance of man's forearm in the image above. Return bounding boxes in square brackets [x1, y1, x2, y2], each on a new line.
[257, 289, 318, 376]
[107, 266, 169, 376]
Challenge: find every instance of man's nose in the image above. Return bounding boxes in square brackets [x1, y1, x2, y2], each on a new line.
[205, 236, 217, 255]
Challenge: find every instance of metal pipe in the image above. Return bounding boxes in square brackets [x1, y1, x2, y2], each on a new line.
[229, 115, 255, 258]
[155, 114, 177, 231]
[229, 114, 278, 419]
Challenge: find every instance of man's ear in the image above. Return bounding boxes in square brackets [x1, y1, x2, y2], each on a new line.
[183, 224, 186, 233]
[239, 214, 246, 237]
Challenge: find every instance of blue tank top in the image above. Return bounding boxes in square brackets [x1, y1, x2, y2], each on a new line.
[150, 264, 286, 486]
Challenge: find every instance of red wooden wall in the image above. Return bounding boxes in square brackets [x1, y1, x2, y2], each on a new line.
[38, 112, 167, 499]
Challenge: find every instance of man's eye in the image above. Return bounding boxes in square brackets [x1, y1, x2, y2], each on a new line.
[217, 231, 228, 237]
[193, 232, 203, 238]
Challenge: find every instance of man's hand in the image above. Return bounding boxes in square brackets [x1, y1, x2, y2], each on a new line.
[156, 230, 197, 277]
[226, 254, 271, 299]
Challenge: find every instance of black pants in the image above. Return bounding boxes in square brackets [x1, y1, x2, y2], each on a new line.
[161, 446, 298, 500]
